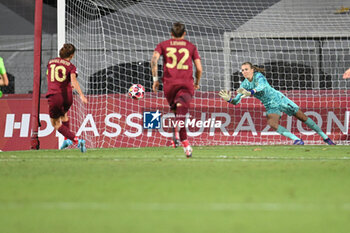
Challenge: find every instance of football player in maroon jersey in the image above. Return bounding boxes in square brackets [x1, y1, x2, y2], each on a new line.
[46, 43, 88, 152]
[151, 22, 203, 158]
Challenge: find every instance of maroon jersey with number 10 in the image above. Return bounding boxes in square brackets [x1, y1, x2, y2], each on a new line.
[46, 57, 77, 97]
[155, 38, 200, 92]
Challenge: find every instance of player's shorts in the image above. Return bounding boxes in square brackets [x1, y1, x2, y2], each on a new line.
[164, 84, 194, 110]
[47, 92, 73, 119]
[265, 95, 299, 116]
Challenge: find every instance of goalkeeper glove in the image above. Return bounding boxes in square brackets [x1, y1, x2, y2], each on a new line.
[218, 90, 232, 102]
[237, 88, 255, 98]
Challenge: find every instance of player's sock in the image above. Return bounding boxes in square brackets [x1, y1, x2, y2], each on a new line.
[176, 104, 188, 141]
[62, 120, 69, 129]
[61, 121, 70, 143]
[304, 118, 328, 140]
[277, 125, 300, 141]
[179, 127, 187, 142]
[62, 120, 70, 129]
[58, 125, 75, 141]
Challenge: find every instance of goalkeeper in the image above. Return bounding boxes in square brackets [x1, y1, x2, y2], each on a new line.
[219, 62, 335, 145]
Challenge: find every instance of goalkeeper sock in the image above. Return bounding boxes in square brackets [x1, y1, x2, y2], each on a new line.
[304, 118, 328, 140]
[277, 125, 300, 141]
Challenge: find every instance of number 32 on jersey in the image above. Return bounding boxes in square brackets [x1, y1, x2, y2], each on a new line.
[166, 47, 189, 70]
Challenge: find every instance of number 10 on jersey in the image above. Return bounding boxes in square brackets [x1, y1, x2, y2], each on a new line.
[49, 64, 67, 82]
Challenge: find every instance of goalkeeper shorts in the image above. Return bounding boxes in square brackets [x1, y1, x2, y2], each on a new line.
[266, 95, 299, 116]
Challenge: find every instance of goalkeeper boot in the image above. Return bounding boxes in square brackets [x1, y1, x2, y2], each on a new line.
[293, 139, 304, 145]
[60, 139, 73, 150]
[77, 139, 87, 153]
[183, 145, 193, 158]
[324, 138, 336, 145]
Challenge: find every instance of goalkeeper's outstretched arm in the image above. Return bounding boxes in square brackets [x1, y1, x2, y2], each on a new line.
[218, 90, 243, 105]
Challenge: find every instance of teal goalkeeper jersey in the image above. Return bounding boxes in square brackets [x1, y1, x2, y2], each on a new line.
[234, 72, 284, 108]
[0, 57, 6, 75]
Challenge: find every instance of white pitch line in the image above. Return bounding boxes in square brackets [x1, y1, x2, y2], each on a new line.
[0, 202, 349, 211]
[1, 155, 350, 159]
[0, 155, 350, 162]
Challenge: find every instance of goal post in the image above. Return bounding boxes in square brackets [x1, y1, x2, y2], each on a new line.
[57, 0, 65, 51]
[30, 0, 43, 150]
[56, 0, 65, 149]
[61, 0, 350, 147]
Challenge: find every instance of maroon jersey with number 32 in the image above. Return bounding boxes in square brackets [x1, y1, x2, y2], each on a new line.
[155, 39, 200, 92]
[46, 57, 77, 97]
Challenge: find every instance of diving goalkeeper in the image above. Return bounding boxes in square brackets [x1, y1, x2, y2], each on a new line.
[219, 62, 335, 145]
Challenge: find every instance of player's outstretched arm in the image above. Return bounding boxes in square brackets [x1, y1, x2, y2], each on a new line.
[71, 73, 88, 104]
[151, 51, 160, 93]
[343, 68, 350, 79]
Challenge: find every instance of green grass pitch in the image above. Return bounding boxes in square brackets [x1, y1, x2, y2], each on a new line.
[0, 145, 350, 233]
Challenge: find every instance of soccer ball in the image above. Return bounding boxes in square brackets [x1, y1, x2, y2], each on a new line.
[128, 84, 145, 99]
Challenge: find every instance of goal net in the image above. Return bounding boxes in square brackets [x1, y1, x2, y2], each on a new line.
[63, 0, 350, 148]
